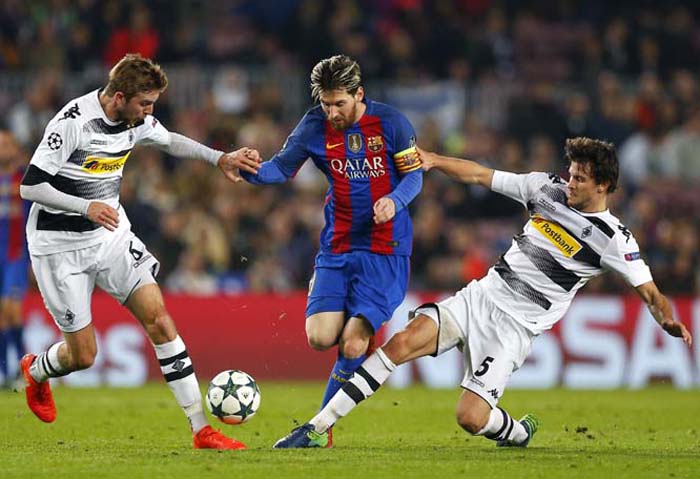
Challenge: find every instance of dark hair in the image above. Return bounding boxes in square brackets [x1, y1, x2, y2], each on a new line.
[309, 54, 362, 102]
[104, 53, 168, 100]
[564, 137, 619, 193]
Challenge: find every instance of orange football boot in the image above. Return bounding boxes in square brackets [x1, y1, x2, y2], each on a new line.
[20, 354, 56, 423]
[193, 425, 246, 450]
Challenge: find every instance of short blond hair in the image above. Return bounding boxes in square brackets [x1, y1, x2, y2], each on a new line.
[104, 53, 168, 100]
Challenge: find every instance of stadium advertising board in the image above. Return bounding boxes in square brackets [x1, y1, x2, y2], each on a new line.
[20, 292, 699, 389]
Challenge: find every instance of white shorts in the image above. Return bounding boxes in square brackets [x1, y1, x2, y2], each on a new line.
[31, 229, 160, 333]
[412, 280, 534, 408]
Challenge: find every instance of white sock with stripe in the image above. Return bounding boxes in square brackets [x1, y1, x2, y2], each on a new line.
[154, 336, 208, 433]
[310, 348, 396, 433]
[477, 407, 528, 444]
[29, 342, 69, 382]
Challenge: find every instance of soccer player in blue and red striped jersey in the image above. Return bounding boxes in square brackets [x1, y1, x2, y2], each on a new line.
[0, 130, 30, 390]
[241, 55, 422, 447]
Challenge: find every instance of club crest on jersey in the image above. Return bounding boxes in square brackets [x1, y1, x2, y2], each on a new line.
[531, 216, 582, 257]
[367, 135, 384, 152]
[581, 226, 592, 238]
[348, 133, 363, 153]
[82, 152, 132, 174]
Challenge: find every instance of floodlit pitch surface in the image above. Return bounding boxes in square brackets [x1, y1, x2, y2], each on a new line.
[2, 383, 699, 479]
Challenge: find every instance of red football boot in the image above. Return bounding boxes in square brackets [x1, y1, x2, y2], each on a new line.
[193, 425, 246, 450]
[20, 354, 56, 423]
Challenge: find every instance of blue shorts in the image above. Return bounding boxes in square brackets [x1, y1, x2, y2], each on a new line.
[1, 258, 29, 299]
[306, 251, 410, 332]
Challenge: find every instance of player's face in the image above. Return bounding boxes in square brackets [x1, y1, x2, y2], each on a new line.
[115, 90, 160, 124]
[566, 161, 606, 211]
[319, 87, 364, 131]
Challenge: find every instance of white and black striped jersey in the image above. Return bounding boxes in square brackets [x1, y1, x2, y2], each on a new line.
[26, 89, 170, 255]
[479, 171, 652, 335]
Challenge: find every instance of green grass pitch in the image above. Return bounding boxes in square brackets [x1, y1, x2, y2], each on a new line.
[2, 383, 699, 479]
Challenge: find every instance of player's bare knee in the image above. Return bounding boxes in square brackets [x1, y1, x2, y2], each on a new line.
[339, 337, 369, 359]
[305, 325, 336, 351]
[307, 333, 333, 351]
[456, 409, 486, 435]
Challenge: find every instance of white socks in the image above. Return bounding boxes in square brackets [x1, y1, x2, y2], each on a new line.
[310, 348, 396, 433]
[30, 342, 69, 382]
[477, 407, 528, 444]
[154, 336, 207, 433]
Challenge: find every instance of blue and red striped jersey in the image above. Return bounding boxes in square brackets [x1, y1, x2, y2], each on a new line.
[244, 99, 422, 256]
[0, 167, 29, 261]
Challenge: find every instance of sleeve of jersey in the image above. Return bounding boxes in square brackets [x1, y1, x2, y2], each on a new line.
[135, 115, 171, 146]
[392, 113, 422, 175]
[386, 169, 422, 212]
[600, 234, 653, 287]
[241, 116, 310, 185]
[490, 171, 549, 206]
[29, 117, 80, 175]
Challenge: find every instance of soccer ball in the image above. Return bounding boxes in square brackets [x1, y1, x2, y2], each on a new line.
[206, 370, 261, 425]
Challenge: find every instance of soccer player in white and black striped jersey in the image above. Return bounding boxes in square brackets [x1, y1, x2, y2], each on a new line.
[18, 54, 262, 450]
[273, 137, 692, 449]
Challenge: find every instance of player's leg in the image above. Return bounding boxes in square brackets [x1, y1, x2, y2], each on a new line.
[0, 263, 11, 387]
[455, 290, 539, 447]
[103, 234, 243, 449]
[319, 314, 372, 407]
[458, 386, 539, 447]
[273, 313, 438, 448]
[455, 389, 532, 444]
[21, 249, 97, 422]
[0, 302, 7, 388]
[3, 258, 29, 387]
[305, 311, 345, 352]
[124, 283, 245, 450]
[319, 253, 409, 409]
[305, 253, 351, 406]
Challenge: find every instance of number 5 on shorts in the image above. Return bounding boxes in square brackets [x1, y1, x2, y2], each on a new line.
[475, 356, 494, 377]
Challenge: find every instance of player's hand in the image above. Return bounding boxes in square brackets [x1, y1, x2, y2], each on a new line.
[218, 147, 261, 183]
[417, 146, 436, 172]
[86, 201, 119, 231]
[661, 319, 693, 346]
[373, 197, 396, 224]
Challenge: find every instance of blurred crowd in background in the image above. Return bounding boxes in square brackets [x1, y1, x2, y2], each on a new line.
[1, 0, 699, 295]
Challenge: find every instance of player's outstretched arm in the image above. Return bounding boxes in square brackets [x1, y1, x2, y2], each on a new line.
[217, 147, 261, 183]
[418, 146, 495, 188]
[635, 281, 693, 346]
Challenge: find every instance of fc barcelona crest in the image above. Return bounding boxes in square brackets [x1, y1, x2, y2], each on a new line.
[348, 133, 363, 153]
[367, 135, 384, 152]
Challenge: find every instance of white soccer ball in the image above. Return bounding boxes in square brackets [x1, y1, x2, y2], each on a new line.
[206, 370, 261, 425]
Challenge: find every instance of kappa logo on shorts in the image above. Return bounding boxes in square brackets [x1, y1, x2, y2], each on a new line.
[488, 388, 500, 399]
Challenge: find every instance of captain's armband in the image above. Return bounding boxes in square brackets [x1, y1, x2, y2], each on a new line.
[394, 147, 421, 174]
